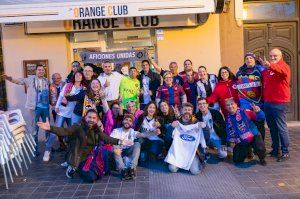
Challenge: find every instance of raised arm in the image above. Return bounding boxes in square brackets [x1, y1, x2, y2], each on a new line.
[2, 74, 26, 85]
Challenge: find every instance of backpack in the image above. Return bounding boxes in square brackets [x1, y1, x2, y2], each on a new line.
[78, 146, 109, 183]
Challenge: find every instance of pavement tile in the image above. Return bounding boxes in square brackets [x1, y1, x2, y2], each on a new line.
[104, 188, 120, 195]
[88, 189, 105, 196]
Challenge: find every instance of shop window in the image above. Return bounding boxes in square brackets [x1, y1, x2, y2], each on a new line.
[243, 1, 296, 20]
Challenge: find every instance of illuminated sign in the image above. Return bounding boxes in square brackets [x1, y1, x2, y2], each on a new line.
[25, 15, 199, 34]
[0, 0, 215, 23]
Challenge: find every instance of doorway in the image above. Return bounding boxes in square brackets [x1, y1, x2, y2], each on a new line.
[244, 22, 298, 120]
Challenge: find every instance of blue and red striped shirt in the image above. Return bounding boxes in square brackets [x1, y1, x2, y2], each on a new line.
[156, 83, 186, 107]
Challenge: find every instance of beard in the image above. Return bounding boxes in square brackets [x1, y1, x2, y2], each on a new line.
[182, 113, 192, 121]
[123, 123, 132, 130]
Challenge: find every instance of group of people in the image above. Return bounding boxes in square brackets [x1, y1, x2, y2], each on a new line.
[2, 47, 291, 182]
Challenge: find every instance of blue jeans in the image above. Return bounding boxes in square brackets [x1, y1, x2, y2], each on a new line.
[168, 155, 203, 175]
[45, 115, 72, 151]
[113, 142, 141, 170]
[71, 113, 82, 125]
[34, 107, 50, 152]
[264, 102, 290, 154]
[139, 138, 163, 156]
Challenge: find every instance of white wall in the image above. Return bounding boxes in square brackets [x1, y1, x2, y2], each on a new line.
[1, 24, 68, 123]
[157, 14, 222, 75]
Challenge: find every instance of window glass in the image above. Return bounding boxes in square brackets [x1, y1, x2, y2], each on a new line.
[243, 1, 296, 20]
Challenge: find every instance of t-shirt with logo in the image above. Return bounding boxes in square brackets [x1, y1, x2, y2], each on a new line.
[140, 117, 163, 141]
[142, 74, 151, 104]
[236, 64, 265, 109]
[119, 76, 140, 108]
[35, 78, 50, 108]
[110, 127, 140, 149]
[156, 83, 186, 107]
[165, 123, 206, 170]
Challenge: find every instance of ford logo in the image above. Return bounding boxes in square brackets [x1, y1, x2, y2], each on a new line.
[180, 134, 196, 142]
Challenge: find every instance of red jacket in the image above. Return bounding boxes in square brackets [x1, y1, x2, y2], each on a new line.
[262, 59, 291, 103]
[206, 80, 239, 116]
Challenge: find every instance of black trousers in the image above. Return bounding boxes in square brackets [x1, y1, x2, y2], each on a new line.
[253, 120, 266, 141]
[233, 135, 266, 164]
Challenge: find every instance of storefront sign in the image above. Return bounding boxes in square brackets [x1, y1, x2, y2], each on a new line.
[80, 50, 146, 63]
[0, 0, 215, 23]
[25, 14, 198, 34]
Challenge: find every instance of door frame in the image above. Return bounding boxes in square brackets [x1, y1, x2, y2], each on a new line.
[243, 1, 300, 120]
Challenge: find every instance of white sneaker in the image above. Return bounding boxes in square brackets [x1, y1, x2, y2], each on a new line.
[43, 151, 51, 162]
[60, 161, 68, 168]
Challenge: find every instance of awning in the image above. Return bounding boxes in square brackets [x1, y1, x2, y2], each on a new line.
[0, 0, 215, 23]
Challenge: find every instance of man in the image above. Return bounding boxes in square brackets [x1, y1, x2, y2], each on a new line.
[260, 48, 291, 162]
[236, 53, 266, 140]
[182, 69, 198, 110]
[178, 59, 199, 83]
[165, 103, 206, 175]
[83, 64, 94, 85]
[195, 98, 227, 159]
[3, 65, 50, 156]
[119, 67, 140, 108]
[149, 58, 183, 85]
[138, 60, 161, 110]
[124, 101, 143, 128]
[225, 98, 266, 166]
[66, 61, 82, 83]
[110, 114, 148, 180]
[197, 66, 219, 110]
[98, 61, 124, 106]
[37, 109, 133, 179]
[156, 71, 187, 108]
[49, 73, 66, 151]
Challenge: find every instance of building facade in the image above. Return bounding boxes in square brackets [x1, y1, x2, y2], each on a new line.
[0, 0, 299, 120]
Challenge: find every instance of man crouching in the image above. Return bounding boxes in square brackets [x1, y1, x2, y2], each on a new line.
[110, 114, 150, 180]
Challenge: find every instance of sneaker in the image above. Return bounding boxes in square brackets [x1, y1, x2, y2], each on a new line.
[43, 151, 51, 162]
[60, 161, 68, 168]
[121, 169, 130, 181]
[259, 159, 267, 166]
[277, 154, 289, 162]
[267, 150, 279, 157]
[66, 166, 76, 179]
[128, 168, 136, 180]
[34, 151, 40, 157]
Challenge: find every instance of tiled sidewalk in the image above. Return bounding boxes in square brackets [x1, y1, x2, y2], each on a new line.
[0, 127, 300, 199]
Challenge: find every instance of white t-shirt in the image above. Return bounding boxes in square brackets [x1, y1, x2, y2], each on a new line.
[110, 127, 139, 141]
[165, 123, 206, 170]
[142, 75, 151, 104]
[202, 111, 219, 140]
[98, 71, 124, 101]
[55, 84, 82, 118]
[110, 127, 139, 149]
[140, 117, 163, 141]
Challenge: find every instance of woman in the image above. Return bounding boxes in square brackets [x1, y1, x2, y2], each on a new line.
[158, 100, 179, 151]
[102, 101, 123, 136]
[65, 72, 87, 125]
[206, 66, 239, 116]
[135, 102, 163, 160]
[43, 71, 86, 162]
[83, 78, 106, 117]
[196, 66, 219, 110]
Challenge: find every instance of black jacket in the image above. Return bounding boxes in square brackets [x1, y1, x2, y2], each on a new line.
[66, 89, 86, 116]
[138, 70, 161, 104]
[50, 122, 119, 168]
[195, 109, 227, 145]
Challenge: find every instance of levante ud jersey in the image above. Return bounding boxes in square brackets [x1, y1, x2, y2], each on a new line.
[236, 65, 265, 108]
